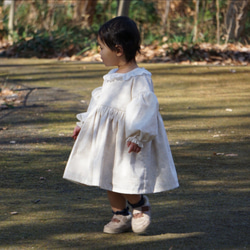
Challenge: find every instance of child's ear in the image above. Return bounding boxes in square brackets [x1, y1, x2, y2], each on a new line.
[115, 45, 123, 56]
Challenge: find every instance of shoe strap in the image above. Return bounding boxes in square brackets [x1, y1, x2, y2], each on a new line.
[134, 205, 150, 212]
[141, 206, 150, 212]
[111, 217, 121, 223]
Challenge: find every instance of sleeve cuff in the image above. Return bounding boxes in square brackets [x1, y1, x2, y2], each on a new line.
[76, 121, 82, 127]
[126, 136, 144, 148]
[76, 112, 88, 127]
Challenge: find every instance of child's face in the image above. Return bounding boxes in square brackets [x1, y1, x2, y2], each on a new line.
[98, 37, 120, 67]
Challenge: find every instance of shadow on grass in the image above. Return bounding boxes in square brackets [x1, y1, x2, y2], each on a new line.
[0, 137, 249, 249]
[0, 61, 249, 249]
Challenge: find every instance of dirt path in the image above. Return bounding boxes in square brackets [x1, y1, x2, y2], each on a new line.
[0, 59, 249, 249]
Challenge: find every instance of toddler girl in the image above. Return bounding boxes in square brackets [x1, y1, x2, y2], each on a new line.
[63, 16, 179, 234]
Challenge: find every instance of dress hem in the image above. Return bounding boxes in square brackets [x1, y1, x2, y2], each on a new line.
[63, 176, 179, 194]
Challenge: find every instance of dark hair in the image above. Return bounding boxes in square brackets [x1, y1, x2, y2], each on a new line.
[98, 16, 141, 62]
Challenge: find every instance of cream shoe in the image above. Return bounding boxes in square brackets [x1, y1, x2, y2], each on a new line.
[103, 213, 132, 234]
[131, 195, 151, 234]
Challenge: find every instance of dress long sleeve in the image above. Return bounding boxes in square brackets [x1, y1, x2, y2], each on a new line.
[76, 87, 102, 127]
[125, 91, 159, 147]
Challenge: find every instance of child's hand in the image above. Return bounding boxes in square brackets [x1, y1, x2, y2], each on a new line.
[127, 141, 141, 153]
[72, 126, 81, 140]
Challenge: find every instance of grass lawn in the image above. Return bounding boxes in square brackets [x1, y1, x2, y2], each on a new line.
[0, 59, 249, 249]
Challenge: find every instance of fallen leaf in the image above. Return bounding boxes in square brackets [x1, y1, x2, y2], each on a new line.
[225, 154, 238, 157]
[214, 152, 225, 156]
[0, 127, 8, 130]
[10, 211, 18, 215]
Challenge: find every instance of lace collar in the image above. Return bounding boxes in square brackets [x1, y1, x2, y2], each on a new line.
[103, 67, 151, 82]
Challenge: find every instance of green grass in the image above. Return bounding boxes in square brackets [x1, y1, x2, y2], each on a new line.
[0, 59, 249, 249]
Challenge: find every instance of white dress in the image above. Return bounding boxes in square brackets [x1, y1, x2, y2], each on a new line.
[63, 68, 179, 194]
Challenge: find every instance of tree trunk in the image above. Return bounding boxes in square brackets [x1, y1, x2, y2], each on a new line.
[225, 0, 249, 43]
[44, 0, 54, 31]
[8, 0, 15, 40]
[74, 0, 81, 22]
[102, 0, 112, 22]
[216, 0, 220, 44]
[0, 0, 3, 34]
[201, 0, 207, 26]
[74, 0, 98, 27]
[193, 0, 200, 43]
[162, 0, 171, 34]
[28, 0, 49, 31]
[117, 0, 131, 16]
